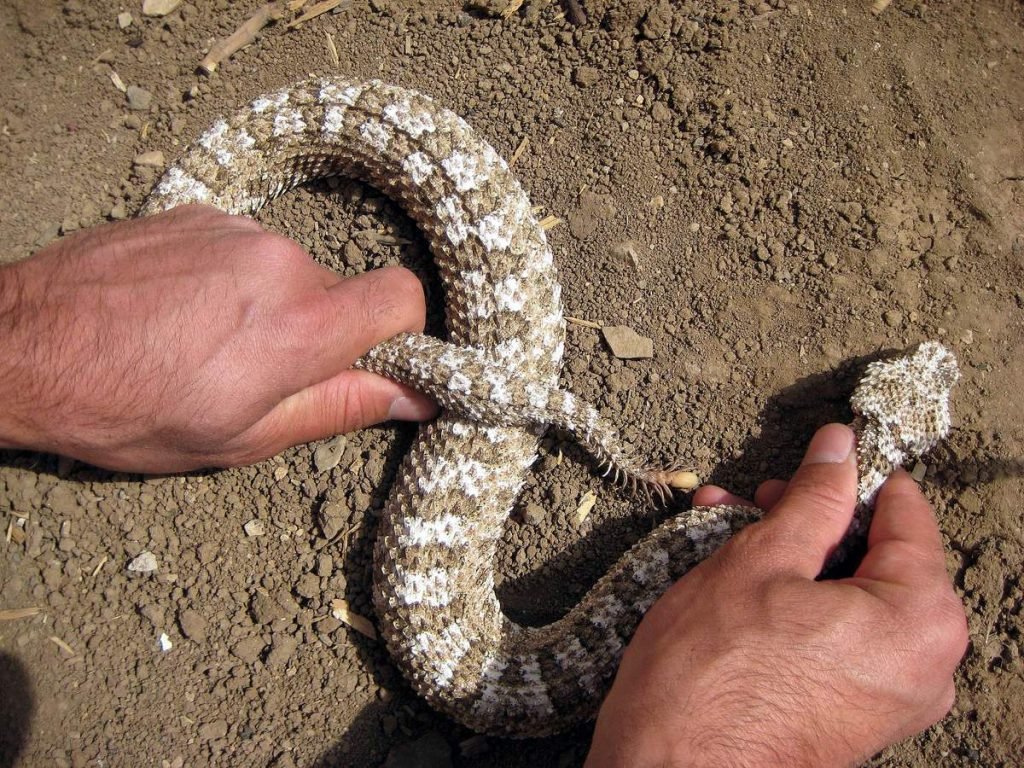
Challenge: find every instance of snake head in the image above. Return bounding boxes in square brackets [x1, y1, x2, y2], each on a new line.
[851, 341, 960, 458]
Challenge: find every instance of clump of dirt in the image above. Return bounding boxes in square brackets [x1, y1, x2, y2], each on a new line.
[1, 1, 1022, 766]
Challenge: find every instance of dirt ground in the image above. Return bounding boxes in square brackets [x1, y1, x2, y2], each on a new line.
[1, 0, 1022, 765]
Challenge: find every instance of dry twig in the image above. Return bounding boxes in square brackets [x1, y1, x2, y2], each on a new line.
[565, 315, 601, 329]
[287, 0, 352, 29]
[509, 136, 530, 167]
[325, 31, 339, 67]
[199, 1, 288, 75]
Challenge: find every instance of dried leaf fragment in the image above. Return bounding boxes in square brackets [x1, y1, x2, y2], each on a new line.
[330, 599, 377, 640]
[0, 607, 41, 622]
[574, 490, 598, 525]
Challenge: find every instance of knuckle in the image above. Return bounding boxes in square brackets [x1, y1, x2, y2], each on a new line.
[936, 595, 970, 659]
[911, 590, 969, 670]
[364, 266, 426, 331]
[725, 520, 800, 572]
[259, 232, 311, 268]
[784, 472, 850, 514]
[338, 384, 374, 432]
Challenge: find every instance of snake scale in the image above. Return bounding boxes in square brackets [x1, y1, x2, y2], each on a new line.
[141, 78, 959, 737]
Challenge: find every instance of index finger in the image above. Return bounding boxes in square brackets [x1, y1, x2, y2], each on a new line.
[853, 469, 949, 586]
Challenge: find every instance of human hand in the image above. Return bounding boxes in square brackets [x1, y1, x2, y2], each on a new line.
[587, 423, 968, 768]
[0, 205, 436, 472]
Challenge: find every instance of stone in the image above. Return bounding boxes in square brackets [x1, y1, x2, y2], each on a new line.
[127, 551, 158, 573]
[117, 12, 133, 28]
[142, 0, 182, 16]
[243, 519, 266, 537]
[313, 435, 347, 473]
[133, 150, 165, 168]
[602, 326, 654, 359]
[125, 85, 153, 111]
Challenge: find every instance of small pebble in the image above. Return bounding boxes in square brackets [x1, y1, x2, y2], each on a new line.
[125, 85, 153, 111]
[883, 309, 903, 328]
[133, 150, 165, 168]
[117, 12, 133, 28]
[127, 551, 158, 573]
[142, 0, 182, 15]
[313, 436, 347, 473]
[602, 325, 654, 359]
[243, 519, 265, 537]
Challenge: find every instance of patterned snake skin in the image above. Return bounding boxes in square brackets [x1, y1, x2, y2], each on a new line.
[141, 77, 960, 737]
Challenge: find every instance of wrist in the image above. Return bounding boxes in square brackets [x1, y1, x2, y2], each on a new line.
[587, 665, 848, 768]
[0, 262, 42, 452]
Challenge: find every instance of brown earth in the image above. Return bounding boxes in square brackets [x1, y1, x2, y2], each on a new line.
[1, 0, 1022, 766]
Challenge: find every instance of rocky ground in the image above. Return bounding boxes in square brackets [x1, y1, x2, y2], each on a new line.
[1, 0, 1022, 766]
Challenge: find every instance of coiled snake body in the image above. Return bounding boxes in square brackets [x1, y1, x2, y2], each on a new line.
[142, 78, 959, 737]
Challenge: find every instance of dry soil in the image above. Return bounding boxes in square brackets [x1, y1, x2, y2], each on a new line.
[1, 1, 1022, 766]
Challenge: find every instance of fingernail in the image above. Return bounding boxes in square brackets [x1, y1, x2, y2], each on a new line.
[387, 395, 437, 422]
[802, 423, 855, 465]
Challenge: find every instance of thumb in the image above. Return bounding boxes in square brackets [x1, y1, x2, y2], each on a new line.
[758, 423, 859, 578]
[246, 369, 438, 456]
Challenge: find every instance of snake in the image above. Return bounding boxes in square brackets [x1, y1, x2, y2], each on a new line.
[140, 77, 960, 737]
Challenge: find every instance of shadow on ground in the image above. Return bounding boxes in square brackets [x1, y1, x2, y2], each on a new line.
[0, 652, 34, 768]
